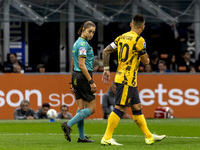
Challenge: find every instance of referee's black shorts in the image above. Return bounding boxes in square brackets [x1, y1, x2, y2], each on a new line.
[72, 71, 95, 102]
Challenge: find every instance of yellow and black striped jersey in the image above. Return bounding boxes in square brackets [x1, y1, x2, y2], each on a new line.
[110, 31, 147, 87]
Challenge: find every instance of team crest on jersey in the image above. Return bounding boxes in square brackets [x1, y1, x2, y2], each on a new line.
[81, 42, 86, 46]
[79, 47, 86, 55]
[143, 42, 146, 48]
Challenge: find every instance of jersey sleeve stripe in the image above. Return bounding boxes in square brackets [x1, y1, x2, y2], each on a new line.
[132, 36, 141, 50]
[136, 36, 141, 42]
[78, 55, 87, 58]
[138, 49, 147, 56]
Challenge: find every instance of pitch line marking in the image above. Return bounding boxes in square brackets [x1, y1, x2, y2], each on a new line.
[0, 133, 199, 139]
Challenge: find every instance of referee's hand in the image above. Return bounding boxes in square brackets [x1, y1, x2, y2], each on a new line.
[70, 85, 75, 93]
[90, 83, 97, 93]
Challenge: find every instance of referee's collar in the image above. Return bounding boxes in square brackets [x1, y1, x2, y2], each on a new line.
[79, 37, 87, 41]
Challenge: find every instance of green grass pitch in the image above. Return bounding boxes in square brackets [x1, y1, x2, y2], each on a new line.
[0, 118, 200, 150]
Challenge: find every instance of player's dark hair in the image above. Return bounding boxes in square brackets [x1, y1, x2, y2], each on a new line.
[78, 20, 96, 35]
[42, 103, 50, 108]
[132, 14, 145, 28]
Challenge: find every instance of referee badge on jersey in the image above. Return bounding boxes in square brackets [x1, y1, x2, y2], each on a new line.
[79, 47, 86, 55]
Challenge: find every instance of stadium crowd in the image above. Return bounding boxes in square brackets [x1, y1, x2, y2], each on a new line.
[1, 49, 199, 74]
[139, 50, 198, 73]
[14, 101, 73, 120]
[93, 49, 199, 73]
[0, 53, 47, 73]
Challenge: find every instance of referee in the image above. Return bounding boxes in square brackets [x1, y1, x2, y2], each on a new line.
[61, 20, 96, 143]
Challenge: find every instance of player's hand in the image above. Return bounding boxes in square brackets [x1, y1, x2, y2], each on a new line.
[102, 70, 110, 84]
[90, 83, 97, 93]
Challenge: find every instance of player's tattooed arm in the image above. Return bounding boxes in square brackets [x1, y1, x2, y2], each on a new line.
[103, 45, 115, 67]
[102, 45, 114, 84]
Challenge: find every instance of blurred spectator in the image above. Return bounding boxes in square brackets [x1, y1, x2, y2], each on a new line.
[189, 66, 196, 73]
[143, 64, 153, 72]
[35, 103, 50, 119]
[24, 66, 34, 73]
[166, 54, 178, 72]
[93, 56, 104, 72]
[150, 51, 159, 71]
[56, 104, 73, 119]
[102, 83, 131, 119]
[0, 65, 2, 73]
[14, 100, 38, 120]
[13, 64, 22, 73]
[156, 60, 171, 73]
[37, 64, 46, 73]
[0, 54, 3, 73]
[195, 53, 200, 72]
[178, 50, 195, 72]
[3, 53, 24, 73]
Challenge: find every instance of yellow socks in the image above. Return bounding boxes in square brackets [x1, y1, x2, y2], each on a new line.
[103, 109, 152, 140]
[103, 111, 120, 140]
[132, 114, 152, 139]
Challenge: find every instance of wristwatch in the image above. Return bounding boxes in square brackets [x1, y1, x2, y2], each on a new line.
[88, 79, 94, 84]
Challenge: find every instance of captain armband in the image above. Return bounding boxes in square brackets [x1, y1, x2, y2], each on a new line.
[110, 42, 117, 50]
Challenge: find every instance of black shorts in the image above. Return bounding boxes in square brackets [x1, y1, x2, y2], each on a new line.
[115, 83, 141, 107]
[72, 71, 95, 102]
